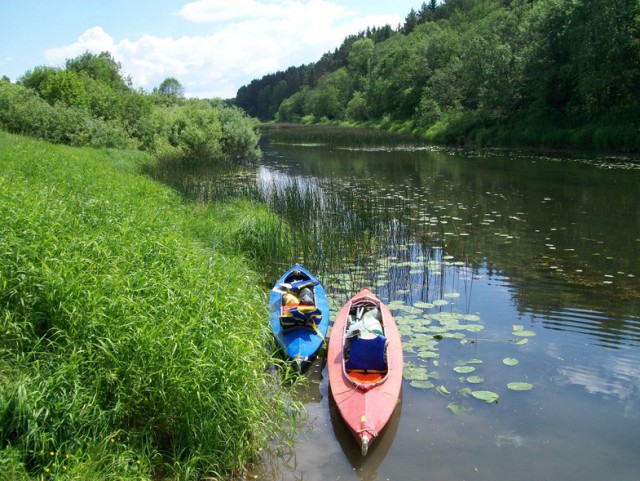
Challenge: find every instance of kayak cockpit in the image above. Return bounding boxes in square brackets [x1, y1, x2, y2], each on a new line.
[342, 298, 390, 390]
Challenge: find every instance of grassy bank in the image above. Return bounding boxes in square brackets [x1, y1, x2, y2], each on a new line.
[263, 116, 639, 157]
[0, 131, 297, 480]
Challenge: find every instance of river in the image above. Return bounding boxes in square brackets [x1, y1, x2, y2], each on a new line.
[152, 127, 640, 481]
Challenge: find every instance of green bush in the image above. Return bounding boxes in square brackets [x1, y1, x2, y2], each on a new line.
[5, 52, 261, 163]
[0, 82, 133, 148]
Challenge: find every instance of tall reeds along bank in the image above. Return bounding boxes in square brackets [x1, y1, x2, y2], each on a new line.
[190, 199, 294, 286]
[0, 132, 298, 480]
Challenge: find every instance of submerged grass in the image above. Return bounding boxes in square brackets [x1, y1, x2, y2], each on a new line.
[0, 131, 299, 480]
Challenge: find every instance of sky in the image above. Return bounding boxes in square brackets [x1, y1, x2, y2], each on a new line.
[0, 0, 421, 99]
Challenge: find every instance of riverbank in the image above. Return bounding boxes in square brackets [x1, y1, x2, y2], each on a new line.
[260, 120, 639, 160]
[0, 131, 297, 480]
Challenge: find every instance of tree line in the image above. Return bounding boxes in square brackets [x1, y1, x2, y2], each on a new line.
[234, 0, 640, 151]
[0, 51, 261, 161]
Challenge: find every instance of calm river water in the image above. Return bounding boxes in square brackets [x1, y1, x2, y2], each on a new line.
[152, 129, 640, 481]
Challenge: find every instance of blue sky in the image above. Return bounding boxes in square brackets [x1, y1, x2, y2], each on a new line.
[1, 0, 422, 98]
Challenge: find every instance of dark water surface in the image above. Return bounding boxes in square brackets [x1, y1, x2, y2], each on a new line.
[152, 132, 640, 481]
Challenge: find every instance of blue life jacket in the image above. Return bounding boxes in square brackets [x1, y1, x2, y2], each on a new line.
[345, 335, 388, 372]
[288, 279, 318, 293]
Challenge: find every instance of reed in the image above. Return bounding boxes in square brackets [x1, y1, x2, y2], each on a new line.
[0, 132, 299, 480]
[190, 198, 294, 284]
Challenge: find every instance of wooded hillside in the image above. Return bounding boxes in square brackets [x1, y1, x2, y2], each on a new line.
[235, 0, 640, 151]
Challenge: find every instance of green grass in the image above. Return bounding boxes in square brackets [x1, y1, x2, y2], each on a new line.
[190, 199, 294, 286]
[0, 131, 298, 480]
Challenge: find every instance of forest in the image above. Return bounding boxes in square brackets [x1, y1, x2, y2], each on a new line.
[235, 0, 640, 151]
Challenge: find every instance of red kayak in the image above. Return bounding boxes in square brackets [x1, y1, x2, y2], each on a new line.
[327, 288, 403, 455]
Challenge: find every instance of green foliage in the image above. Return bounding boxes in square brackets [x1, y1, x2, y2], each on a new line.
[0, 81, 133, 148]
[156, 76, 185, 99]
[0, 132, 297, 479]
[303, 68, 352, 120]
[17, 65, 60, 94]
[151, 99, 260, 161]
[3, 51, 261, 162]
[345, 91, 369, 121]
[276, 90, 307, 122]
[40, 69, 92, 109]
[65, 51, 130, 89]
[347, 37, 374, 91]
[238, 0, 640, 152]
[191, 199, 293, 282]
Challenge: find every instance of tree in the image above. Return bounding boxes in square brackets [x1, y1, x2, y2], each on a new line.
[403, 8, 419, 34]
[345, 91, 369, 121]
[39, 70, 90, 109]
[276, 90, 308, 122]
[157, 77, 185, 98]
[65, 51, 129, 89]
[18, 66, 60, 94]
[348, 38, 374, 78]
[306, 68, 352, 120]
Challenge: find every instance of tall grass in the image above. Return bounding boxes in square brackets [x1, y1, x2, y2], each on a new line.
[190, 198, 294, 285]
[0, 132, 298, 480]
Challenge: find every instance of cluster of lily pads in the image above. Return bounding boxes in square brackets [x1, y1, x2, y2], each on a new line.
[396, 294, 536, 413]
[324, 250, 536, 415]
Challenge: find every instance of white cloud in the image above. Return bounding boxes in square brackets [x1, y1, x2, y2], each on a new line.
[43, 1, 403, 99]
[45, 27, 117, 65]
[178, 0, 339, 23]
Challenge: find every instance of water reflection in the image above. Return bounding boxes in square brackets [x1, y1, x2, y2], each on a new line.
[328, 390, 402, 480]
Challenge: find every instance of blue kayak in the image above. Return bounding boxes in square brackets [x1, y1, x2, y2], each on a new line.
[269, 265, 330, 368]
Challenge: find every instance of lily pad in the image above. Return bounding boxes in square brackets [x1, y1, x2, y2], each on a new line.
[503, 358, 519, 366]
[410, 380, 435, 389]
[399, 305, 424, 315]
[433, 299, 450, 307]
[466, 376, 485, 384]
[436, 385, 451, 396]
[418, 350, 440, 359]
[387, 300, 406, 310]
[507, 382, 534, 391]
[448, 402, 471, 416]
[471, 390, 500, 403]
[441, 332, 465, 339]
[513, 330, 536, 337]
[515, 338, 529, 345]
[404, 366, 431, 381]
[414, 301, 435, 309]
[463, 324, 485, 333]
[454, 366, 476, 374]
